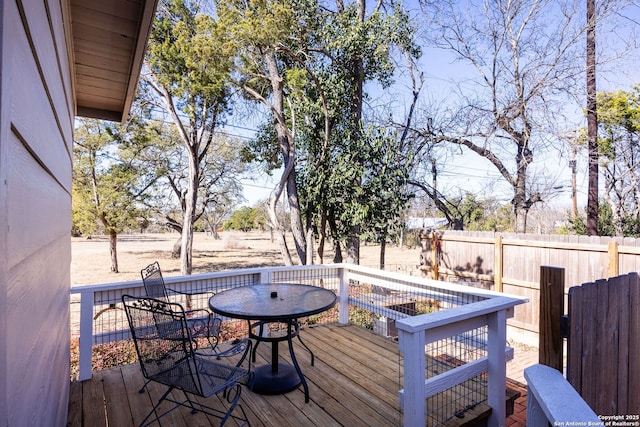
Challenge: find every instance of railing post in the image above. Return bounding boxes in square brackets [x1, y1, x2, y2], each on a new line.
[338, 266, 349, 324]
[398, 327, 426, 427]
[539, 266, 564, 372]
[487, 309, 507, 427]
[78, 290, 94, 381]
[259, 269, 272, 284]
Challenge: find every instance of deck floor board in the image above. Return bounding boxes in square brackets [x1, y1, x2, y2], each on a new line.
[67, 323, 522, 427]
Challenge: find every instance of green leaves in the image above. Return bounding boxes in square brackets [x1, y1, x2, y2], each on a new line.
[72, 119, 149, 236]
[148, 0, 232, 119]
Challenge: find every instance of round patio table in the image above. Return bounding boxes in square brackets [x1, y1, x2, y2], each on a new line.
[208, 283, 337, 402]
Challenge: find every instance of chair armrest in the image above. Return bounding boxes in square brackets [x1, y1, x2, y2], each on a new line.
[211, 338, 252, 358]
[185, 308, 211, 318]
[166, 286, 200, 296]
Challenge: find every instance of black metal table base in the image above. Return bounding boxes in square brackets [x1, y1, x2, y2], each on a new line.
[248, 320, 311, 402]
[251, 364, 301, 395]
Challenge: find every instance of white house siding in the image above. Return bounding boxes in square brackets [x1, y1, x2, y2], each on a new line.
[1, 0, 73, 425]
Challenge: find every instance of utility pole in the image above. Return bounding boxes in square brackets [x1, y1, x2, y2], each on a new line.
[586, 0, 598, 235]
[571, 143, 578, 221]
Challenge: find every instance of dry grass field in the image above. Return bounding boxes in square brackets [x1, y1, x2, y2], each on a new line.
[71, 231, 423, 286]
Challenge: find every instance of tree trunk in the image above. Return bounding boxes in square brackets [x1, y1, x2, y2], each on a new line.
[586, 0, 598, 236]
[379, 238, 386, 270]
[180, 144, 199, 275]
[333, 240, 343, 263]
[265, 51, 306, 264]
[346, 230, 360, 265]
[269, 195, 294, 265]
[317, 212, 327, 264]
[286, 169, 307, 263]
[514, 206, 528, 234]
[306, 228, 314, 265]
[109, 230, 118, 273]
[343, 0, 366, 265]
[172, 238, 181, 258]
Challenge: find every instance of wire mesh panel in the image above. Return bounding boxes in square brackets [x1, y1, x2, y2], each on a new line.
[347, 274, 487, 337]
[345, 268, 493, 426]
[271, 266, 341, 292]
[424, 327, 489, 426]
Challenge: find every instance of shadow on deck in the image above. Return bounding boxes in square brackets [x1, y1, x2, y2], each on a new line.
[67, 323, 527, 426]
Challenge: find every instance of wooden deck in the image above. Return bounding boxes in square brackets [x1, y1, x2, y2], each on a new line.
[67, 323, 522, 427]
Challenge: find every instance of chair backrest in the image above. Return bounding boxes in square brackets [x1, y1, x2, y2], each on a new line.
[141, 262, 169, 301]
[122, 295, 203, 395]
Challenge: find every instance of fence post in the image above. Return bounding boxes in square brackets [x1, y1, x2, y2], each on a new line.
[431, 234, 439, 280]
[539, 266, 564, 372]
[494, 235, 503, 292]
[608, 240, 619, 277]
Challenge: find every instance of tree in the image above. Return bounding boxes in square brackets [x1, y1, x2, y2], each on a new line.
[143, 0, 234, 274]
[570, 201, 616, 236]
[224, 207, 262, 232]
[217, 0, 317, 265]
[596, 86, 640, 236]
[308, 1, 421, 264]
[135, 122, 246, 255]
[219, 0, 420, 266]
[362, 130, 414, 270]
[72, 119, 150, 272]
[415, 0, 587, 233]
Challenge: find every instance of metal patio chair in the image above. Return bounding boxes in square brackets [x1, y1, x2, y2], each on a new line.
[122, 295, 254, 427]
[140, 261, 251, 360]
[139, 262, 251, 394]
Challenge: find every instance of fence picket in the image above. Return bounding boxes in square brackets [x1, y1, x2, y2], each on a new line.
[579, 282, 598, 410]
[567, 285, 583, 393]
[614, 275, 630, 415]
[629, 273, 640, 414]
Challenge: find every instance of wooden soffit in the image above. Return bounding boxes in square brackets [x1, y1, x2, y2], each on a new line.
[70, 0, 158, 122]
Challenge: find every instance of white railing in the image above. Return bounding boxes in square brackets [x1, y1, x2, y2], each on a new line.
[396, 294, 527, 427]
[524, 364, 601, 427]
[70, 263, 527, 426]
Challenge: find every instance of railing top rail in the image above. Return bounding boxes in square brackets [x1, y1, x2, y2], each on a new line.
[70, 278, 145, 294]
[395, 295, 528, 334]
[71, 263, 509, 300]
[70, 264, 337, 294]
[343, 264, 510, 299]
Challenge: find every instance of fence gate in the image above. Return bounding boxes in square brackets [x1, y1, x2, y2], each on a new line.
[567, 272, 640, 417]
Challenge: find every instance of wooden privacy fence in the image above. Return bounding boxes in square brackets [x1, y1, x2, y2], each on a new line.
[566, 272, 640, 416]
[419, 231, 640, 344]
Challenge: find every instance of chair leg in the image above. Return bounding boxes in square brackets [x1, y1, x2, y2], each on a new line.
[138, 379, 151, 393]
[236, 340, 252, 371]
[222, 383, 250, 427]
[182, 390, 198, 414]
[139, 386, 174, 427]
